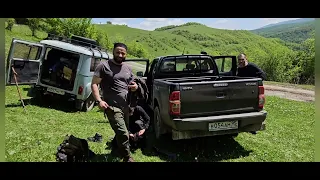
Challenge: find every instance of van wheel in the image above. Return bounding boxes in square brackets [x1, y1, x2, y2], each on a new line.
[153, 106, 162, 139]
[83, 94, 95, 112]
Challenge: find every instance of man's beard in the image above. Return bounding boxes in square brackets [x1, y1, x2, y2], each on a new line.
[114, 56, 125, 64]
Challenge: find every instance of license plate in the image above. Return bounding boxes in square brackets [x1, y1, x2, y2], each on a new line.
[208, 121, 238, 131]
[47, 87, 65, 95]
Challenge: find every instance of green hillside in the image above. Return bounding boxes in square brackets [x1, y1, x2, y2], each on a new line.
[96, 23, 294, 63]
[251, 21, 315, 45]
[5, 21, 314, 84]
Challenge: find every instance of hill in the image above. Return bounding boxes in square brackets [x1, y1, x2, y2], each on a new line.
[96, 23, 294, 62]
[257, 18, 314, 29]
[251, 19, 315, 45]
[94, 23, 306, 83]
[5, 22, 313, 84]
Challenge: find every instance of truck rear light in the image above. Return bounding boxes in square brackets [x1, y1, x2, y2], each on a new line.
[169, 91, 180, 115]
[258, 86, 265, 109]
[78, 86, 83, 95]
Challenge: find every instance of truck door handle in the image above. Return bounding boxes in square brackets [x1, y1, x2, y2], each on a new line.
[216, 91, 226, 99]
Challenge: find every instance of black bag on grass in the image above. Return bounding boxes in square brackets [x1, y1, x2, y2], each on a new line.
[56, 134, 94, 162]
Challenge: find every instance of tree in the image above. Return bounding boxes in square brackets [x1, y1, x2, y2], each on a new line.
[42, 18, 97, 39]
[107, 21, 112, 24]
[96, 31, 112, 50]
[26, 18, 42, 36]
[5, 18, 15, 31]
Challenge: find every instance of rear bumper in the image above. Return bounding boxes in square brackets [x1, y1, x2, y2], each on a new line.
[171, 111, 267, 140]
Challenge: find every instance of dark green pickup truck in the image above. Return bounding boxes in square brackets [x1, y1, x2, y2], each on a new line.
[134, 53, 267, 140]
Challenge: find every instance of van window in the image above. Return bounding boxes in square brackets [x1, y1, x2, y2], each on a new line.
[90, 58, 101, 72]
[13, 42, 42, 60]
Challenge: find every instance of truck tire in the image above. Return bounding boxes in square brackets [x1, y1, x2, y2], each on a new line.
[153, 106, 162, 139]
[83, 94, 95, 112]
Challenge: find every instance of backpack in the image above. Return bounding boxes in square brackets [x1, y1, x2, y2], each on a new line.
[55, 134, 93, 162]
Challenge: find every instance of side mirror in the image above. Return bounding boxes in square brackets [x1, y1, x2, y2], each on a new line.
[136, 71, 143, 77]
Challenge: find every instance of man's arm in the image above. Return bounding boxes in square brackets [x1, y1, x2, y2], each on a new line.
[91, 76, 103, 102]
[256, 68, 267, 80]
[91, 63, 104, 102]
[253, 64, 267, 80]
[137, 106, 150, 129]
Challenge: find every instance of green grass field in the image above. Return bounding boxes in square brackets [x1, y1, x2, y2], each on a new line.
[5, 85, 314, 162]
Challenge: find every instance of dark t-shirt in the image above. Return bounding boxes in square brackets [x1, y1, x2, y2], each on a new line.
[129, 106, 150, 133]
[237, 62, 266, 80]
[94, 60, 134, 109]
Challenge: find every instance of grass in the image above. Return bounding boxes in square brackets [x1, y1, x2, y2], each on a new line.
[5, 85, 315, 162]
[264, 81, 315, 91]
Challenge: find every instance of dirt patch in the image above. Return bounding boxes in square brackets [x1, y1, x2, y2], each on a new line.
[264, 85, 314, 102]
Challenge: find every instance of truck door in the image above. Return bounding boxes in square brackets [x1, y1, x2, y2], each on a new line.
[124, 58, 150, 78]
[6, 38, 45, 85]
[211, 56, 237, 76]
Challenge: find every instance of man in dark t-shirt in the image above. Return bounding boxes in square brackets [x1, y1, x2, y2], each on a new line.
[91, 43, 138, 162]
[237, 53, 266, 80]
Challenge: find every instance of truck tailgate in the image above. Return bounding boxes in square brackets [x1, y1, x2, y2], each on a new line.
[178, 79, 260, 117]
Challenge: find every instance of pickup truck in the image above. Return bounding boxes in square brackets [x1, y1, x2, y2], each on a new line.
[132, 53, 267, 140]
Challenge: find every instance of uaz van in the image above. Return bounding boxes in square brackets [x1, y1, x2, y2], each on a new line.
[5, 34, 148, 112]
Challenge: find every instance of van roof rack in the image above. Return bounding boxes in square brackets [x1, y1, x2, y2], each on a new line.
[44, 33, 108, 52]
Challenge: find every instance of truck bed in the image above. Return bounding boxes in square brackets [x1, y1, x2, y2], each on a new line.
[155, 76, 262, 118]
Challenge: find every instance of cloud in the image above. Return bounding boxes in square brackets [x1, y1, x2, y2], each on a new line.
[260, 18, 300, 25]
[109, 18, 136, 26]
[111, 18, 136, 22]
[213, 19, 229, 24]
[133, 18, 186, 31]
[207, 19, 240, 30]
[144, 18, 168, 22]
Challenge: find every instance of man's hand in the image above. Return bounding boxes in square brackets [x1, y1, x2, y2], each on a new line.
[128, 81, 138, 92]
[98, 100, 109, 110]
[129, 133, 134, 139]
[138, 129, 145, 136]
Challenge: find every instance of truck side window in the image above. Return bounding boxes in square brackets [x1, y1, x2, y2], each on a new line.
[90, 57, 101, 72]
[160, 60, 175, 72]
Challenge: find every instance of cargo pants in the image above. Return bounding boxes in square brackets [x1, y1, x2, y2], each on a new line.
[104, 106, 131, 159]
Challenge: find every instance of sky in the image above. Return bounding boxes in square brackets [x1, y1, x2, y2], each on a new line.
[91, 18, 301, 31]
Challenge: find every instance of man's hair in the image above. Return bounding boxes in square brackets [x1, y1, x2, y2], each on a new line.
[237, 53, 247, 59]
[114, 42, 128, 51]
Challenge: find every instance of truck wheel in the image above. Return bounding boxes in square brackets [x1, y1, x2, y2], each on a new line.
[83, 94, 95, 112]
[75, 100, 84, 111]
[153, 106, 162, 139]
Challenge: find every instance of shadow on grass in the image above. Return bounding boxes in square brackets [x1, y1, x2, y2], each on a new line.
[5, 96, 79, 113]
[100, 134, 252, 162]
[141, 134, 253, 162]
